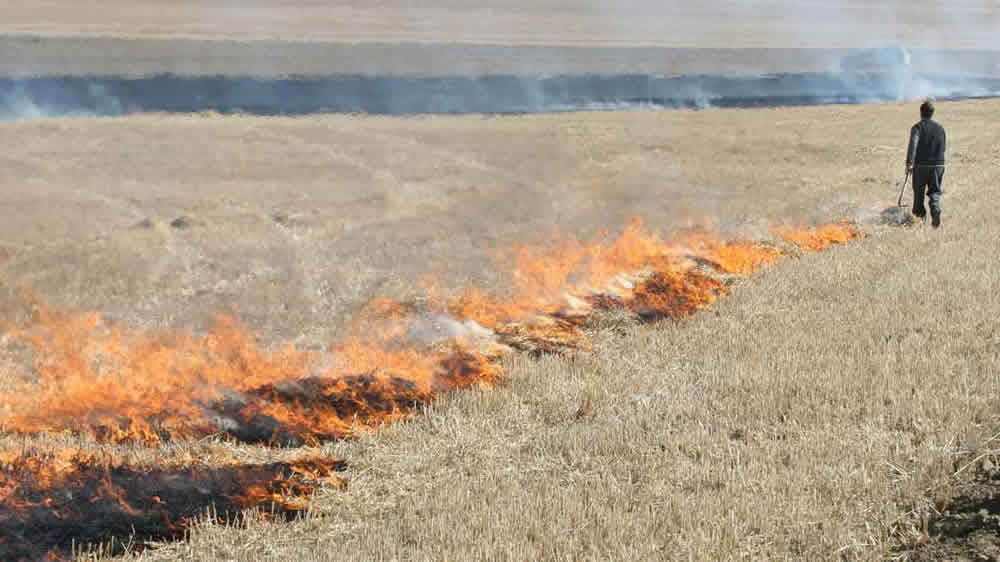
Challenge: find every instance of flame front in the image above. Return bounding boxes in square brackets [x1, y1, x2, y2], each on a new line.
[442, 218, 787, 329]
[1, 218, 862, 445]
[770, 222, 863, 251]
[0, 216, 863, 557]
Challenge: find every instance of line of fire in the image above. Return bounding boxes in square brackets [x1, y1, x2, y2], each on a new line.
[0, 218, 862, 559]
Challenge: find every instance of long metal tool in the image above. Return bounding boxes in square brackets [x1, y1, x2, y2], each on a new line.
[897, 169, 911, 207]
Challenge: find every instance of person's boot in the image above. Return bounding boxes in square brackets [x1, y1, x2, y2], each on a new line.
[931, 214, 941, 228]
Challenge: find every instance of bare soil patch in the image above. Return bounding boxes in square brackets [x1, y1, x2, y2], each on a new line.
[902, 467, 1000, 561]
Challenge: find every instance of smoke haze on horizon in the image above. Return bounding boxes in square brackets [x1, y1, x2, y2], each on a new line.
[0, 1, 997, 118]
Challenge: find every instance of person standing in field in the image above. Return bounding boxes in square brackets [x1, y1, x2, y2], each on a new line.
[906, 100, 947, 228]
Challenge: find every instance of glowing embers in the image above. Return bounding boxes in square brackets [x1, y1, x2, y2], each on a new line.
[621, 269, 730, 321]
[0, 452, 346, 560]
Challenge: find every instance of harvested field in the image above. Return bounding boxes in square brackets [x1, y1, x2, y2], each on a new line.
[0, 0, 997, 49]
[0, 97, 997, 559]
[1, 5, 1000, 557]
[2, 37, 1000, 79]
[0, 103, 939, 342]
[0, 1, 998, 80]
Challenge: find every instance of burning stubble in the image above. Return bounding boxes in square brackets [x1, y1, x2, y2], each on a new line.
[1, 218, 860, 445]
[0, 216, 861, 557]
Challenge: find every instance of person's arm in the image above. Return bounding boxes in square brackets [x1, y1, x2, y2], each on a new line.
[906, 124, 920, 171]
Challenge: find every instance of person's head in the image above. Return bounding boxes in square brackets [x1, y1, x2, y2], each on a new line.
[920, 99, 935, 119]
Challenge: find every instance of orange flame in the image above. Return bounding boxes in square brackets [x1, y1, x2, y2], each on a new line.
[771, 222, 864, 251]
[0, 218, 862, 446]
[2, 303, 499, 445]
[0, 216, 863, 556]
[440, 218, 787, 329]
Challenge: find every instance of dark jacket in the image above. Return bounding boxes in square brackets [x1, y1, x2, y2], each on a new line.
[907, 118, 947, 166]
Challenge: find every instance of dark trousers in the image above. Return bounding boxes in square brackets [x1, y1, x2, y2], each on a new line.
[912, 166, 945, 218]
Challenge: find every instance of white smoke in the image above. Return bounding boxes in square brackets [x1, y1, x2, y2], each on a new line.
[1, 2, 997, 120]
[407, 313, 495, 346]
[2, 88, 46, 120]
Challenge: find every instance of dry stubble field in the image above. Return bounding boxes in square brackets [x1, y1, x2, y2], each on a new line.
[0, 0, 997, 48]
[0, 1, 998, 79]
[0, 99, 997, 560]
[2, 3, 999, 559]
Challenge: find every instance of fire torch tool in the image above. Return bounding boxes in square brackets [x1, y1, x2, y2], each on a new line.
[897, 169, 911, 207]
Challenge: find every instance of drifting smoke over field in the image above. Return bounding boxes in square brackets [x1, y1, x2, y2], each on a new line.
[0, 217, 862, 558]
[1, 0, 999, 119]
[2, 66, 1000, 120]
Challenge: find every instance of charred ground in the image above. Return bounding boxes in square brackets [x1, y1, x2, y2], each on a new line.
[900, 466, 1000, 561]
